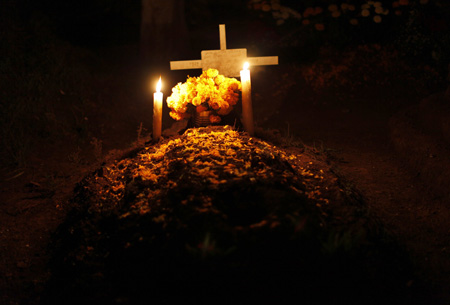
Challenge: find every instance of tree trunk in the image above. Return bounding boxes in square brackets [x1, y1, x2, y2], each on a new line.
[140, 0, 189, 66]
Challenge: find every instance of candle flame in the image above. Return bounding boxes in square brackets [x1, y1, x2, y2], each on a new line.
[243, 62, 249, 70]
[156, 77, 162, 92]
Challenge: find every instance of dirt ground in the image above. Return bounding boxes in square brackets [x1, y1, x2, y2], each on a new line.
[265, 93, 450, 303]
[1, 62, 450, 304]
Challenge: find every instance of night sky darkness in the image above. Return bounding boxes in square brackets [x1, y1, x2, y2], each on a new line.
[3, 1, 450, 72]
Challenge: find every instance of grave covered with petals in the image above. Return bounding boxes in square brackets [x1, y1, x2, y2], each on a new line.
[44, 126, 414, 305]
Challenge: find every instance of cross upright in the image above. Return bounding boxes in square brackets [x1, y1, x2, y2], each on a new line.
[170, 24, 278, 77]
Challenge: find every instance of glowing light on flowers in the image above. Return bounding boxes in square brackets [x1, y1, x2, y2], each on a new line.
[166, 69, 241, 124]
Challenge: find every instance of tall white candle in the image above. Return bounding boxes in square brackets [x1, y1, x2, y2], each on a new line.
[240, 62, 254, 136]
[153, 77, 163, 141]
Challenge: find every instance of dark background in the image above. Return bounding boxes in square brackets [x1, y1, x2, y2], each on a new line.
[2, 0, 450, 169]
[1, 1, 450, 304]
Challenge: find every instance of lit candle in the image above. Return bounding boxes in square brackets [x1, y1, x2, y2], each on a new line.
[240, 62, 254, 136]
[153, 77, 163, 141]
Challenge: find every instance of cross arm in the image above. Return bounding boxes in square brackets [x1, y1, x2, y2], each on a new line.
[247, 56, 279, 66]
[170, 59, 203, 70]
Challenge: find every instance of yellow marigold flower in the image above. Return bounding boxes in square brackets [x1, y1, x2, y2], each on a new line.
[192, 96, 202, 106]
[205, 68, 219, 78]
[209, 99, 221, 110]
[186, 76, 196, 84]
[219, 99, 230, 110]
[332, 11, 341, 18]
[187, 91, 196, 100]
[399, 0, 409, 5]
[227, 81, 241, 91]
[166, 69, 241, 122]
[361, 9, 370, 17]
[215, 74, 225, 85]
[170, 111, 189, 121]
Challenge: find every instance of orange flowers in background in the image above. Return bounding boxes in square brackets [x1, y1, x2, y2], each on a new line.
[315, 23, 325, 31]
[248, 0, 432, 29]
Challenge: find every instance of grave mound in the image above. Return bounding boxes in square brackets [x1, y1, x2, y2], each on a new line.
[44, 126, 415, 305]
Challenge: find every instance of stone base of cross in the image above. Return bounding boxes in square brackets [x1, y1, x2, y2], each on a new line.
[170, 24, 278, 77]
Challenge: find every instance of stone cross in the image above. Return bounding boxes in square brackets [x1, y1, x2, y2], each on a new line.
[170, 24, 278, 77]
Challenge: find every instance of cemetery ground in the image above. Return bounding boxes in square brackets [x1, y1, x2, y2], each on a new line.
[1, 45, 450, 305]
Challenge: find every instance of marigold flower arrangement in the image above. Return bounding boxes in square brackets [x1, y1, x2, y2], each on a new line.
[166, 69, 241, 124]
